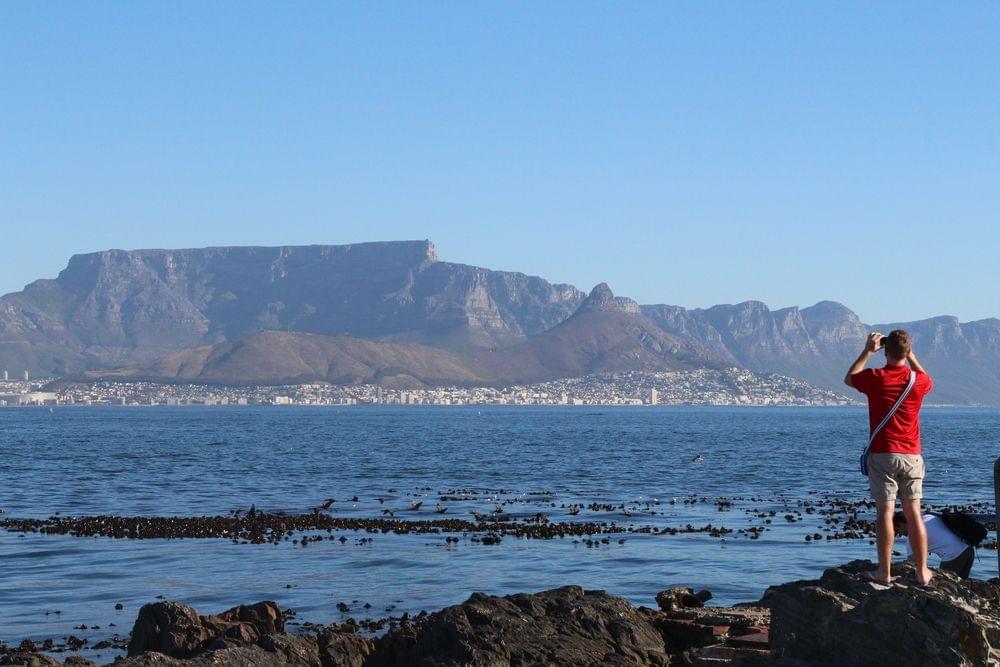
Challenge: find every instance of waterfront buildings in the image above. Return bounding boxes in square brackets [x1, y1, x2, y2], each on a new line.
[2, 368, 853, 408]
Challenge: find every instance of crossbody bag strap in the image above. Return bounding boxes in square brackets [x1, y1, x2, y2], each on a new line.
[867, 370, 917, 447]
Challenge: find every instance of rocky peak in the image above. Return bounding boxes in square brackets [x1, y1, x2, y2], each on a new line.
[576, 283, 627, 314]
[801, 300, 862, 325]
[800, 300, 866, 344]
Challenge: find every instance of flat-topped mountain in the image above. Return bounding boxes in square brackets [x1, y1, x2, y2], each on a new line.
[4, 241, 998, 403]
[0, 241, 583, 374]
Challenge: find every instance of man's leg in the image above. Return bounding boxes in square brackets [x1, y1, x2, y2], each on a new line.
[875, 500, 896, 581]
[868, 454, 898, 582]
[901, 499, 932, 584]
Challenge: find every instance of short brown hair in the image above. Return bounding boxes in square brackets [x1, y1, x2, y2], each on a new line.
[884, 329, 912, 359]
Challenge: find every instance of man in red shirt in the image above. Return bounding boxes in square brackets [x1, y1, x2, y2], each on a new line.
[845, 329, 934, 585]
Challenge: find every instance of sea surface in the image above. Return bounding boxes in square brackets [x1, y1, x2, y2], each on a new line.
[1, 406, 998, 659]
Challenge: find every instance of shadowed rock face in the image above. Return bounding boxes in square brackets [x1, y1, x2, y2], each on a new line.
[764, 559, 1000, 666]
[120, 600, 370, 666]
[113, 589, 671, 667]
[0, 241, 584, 374]
[369, 586, 671, 667]
[127, 601, 285, 659]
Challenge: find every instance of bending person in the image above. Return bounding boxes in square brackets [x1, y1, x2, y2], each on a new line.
[894, 511, 978, 579]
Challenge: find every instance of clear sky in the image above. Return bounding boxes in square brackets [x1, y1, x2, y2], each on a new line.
[2, 3, 997, 324]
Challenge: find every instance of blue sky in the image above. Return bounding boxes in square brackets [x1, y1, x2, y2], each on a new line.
[2, 3, 997, 323]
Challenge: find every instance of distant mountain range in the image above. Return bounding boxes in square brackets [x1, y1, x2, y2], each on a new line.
[2, 241, 997, 404]
[71, 283, 717, 388]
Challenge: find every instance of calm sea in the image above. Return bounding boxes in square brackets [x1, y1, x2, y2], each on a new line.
[1, 406, 997, 655]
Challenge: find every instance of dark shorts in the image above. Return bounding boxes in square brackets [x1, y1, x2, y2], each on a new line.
[940, 546, 975, 579]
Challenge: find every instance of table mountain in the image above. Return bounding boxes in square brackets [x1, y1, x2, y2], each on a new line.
[0, 241, 583, 375]
[3, 241, 997, 403]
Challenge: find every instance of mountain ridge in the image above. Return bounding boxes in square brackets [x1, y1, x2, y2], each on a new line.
[3, 241, 997, 404]
[73, 284, 721, 387]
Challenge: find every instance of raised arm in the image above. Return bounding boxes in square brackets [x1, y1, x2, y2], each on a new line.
[844, 333, 884, 387]
[906, 350, 927, 374]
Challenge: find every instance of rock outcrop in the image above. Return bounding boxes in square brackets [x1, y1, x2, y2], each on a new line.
[765, 559, 1000, 666]
[126, 600, 287, 658]
[15, 561, 1000, 665]
[9, 560, 1000, 665]
[116, 563, 1000, 665]
[369, 586, 670, 666]
[119, 600, 372, 666]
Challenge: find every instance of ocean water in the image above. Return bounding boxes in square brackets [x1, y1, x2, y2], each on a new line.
[0, 406, 997, 658]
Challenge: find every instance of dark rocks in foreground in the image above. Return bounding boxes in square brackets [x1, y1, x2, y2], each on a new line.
[368, 586, 672, 666]
[766, 559, 1000, 666]
[126, 600, 285, 659]
[5, 560, 1000, 665]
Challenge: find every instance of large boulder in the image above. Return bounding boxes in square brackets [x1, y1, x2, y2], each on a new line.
[120, 598, 375, 666]
[213, 601, 285, 635]
[317, 629, 376, 667]
[369, 585, 671, 666]
[127, 602, 214, 658]
[765, 559, 1000, 666]
[655, 587, 712, 612]
[126, 600, 285, 659]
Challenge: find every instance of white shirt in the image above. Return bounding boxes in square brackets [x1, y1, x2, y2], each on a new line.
[905, 514, 969, 562]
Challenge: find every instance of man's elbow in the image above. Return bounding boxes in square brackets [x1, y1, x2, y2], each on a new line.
[843, 375, 855, 388]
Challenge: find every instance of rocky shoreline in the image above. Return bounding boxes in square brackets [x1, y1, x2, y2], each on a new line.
[3, 560, 999, 666]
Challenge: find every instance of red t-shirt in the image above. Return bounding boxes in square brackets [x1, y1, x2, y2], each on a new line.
[851, 365, 933, 455]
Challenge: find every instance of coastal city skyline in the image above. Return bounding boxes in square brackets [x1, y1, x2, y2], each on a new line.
[0, 369, 853, 408]
[2, 241, 997, 405]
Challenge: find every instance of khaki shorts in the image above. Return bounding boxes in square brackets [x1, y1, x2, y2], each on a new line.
[868, 453, 924, 501]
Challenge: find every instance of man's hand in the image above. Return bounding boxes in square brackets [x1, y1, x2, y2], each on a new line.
[865, 332, 885, 353]
[845, 333, 883, 387]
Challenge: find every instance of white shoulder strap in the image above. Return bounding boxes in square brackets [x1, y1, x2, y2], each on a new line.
[868, 370, 917, 447]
